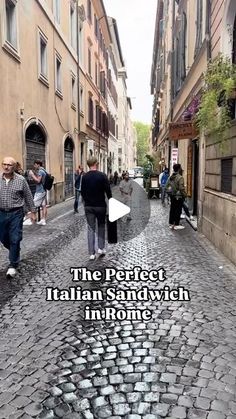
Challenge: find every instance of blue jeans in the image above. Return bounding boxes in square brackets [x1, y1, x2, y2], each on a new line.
[0, 208, 24, 268]
[85, 207, 106, 254]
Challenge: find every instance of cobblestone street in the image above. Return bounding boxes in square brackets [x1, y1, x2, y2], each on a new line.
[0, 186, 236, 419]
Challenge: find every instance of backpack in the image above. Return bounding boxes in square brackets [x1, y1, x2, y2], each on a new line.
[161, 172, 169, 186]
[165, 176, 183, 199]
[41, 169, 54, 190]
[165, 179, 177, 196]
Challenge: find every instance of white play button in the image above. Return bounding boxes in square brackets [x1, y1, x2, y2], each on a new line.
[108, 198, 130, 222]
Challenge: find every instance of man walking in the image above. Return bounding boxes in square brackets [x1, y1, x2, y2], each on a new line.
[81, 157, 112, 260]
[159, 167, 169, 205]
[119, 172, 133, 220]
[25, 159, 47, 225]
[74, 166, 84, 213]
[166, 163, 187, 230]
[0, 157, 36, 278]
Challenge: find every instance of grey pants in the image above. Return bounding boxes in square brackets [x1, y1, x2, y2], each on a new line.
[85, 206, 106, 254]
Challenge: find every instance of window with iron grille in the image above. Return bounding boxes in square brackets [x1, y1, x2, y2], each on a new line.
[221, 158, 233, 194]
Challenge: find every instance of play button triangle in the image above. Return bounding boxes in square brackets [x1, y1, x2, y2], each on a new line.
[108, 198, 130, 222]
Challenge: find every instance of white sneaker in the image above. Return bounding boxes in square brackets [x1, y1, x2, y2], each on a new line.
[23, 219, 33, 226]
[174, 225, 185, 230]
[89, 254, 96, 260]
[180, 214, 186, 219]
[37, 219, 46, 226]
[98, 248, 106, 255]
[6, 268, 17, 278]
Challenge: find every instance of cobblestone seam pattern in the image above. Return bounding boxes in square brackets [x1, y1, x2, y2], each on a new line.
[0, 199, 236, 418]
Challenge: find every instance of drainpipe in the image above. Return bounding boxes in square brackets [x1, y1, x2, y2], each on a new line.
[169, 0, 176, 169]
[170, 0, 176, 122]
[198, 0, 211, 230]
[76, 2, 81, 162]
[206, 0, 211, 60]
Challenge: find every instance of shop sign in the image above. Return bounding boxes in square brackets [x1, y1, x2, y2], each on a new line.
[171, 148, 178, 166]
[169, 122, 198, 140]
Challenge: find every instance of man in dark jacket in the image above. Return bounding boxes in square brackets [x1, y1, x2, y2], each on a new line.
[81, 157, 112, 260]
[74, 166, 84, 213]
[166, 163, 187, 230]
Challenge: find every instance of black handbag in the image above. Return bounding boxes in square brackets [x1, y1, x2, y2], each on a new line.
[107, 217, 117, 244]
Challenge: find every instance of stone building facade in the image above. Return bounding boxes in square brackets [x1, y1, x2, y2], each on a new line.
[0, 0, 81, 204]
[0, 0, 136, 202]
[151, 0, 236, 264]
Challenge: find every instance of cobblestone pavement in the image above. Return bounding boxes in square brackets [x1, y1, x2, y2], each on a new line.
[0, 185, 236, 419]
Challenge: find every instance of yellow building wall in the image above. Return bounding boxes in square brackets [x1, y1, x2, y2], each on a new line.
[0, 0, 80, 203]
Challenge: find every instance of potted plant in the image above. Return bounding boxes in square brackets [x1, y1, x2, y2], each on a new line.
[196, 54, 236, 145]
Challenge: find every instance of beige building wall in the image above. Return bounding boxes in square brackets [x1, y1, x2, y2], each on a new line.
[201, 0, 236, 265]
[79, 0, 110, 173]
[0, 0, 80, 203]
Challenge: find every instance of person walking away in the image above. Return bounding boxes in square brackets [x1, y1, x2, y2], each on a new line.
[178, 167, 194, 221]
[119, 172, 133, 220]
[113, 171, 118, 186]
[80, 157, 112, 260]
[121, 170, 126, 180]
[0, 157, 36, 278]
[74, 166, 84, 213]
[159, 167, 169, 205]
[28, 159, 48, 225]
[166, 163, 187, 230]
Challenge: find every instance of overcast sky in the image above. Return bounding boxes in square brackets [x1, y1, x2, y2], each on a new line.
[103, 0, 157, 125]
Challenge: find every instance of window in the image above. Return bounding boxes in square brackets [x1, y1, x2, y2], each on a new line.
[55, 53, 62, 96]
[95, 61, 98, 85]
[88, 96, 94, 125]
[181, 13, 187, 81]
[70, 1, 76, 50]
[96, 104, 101, 130]
[5, 0, 18, 50]
[39, 31, 48, 84]
[195, 0, 203, 57]
[221, 159, 233, 194]
[79, 23, 84, 67]
[232, 15, 236, 64]
[71, 73, 76, 109]
[100, 70, 106, 98]
[88, 46, 92, 76]
[53, 0, 60, 24]
[94, 14, 98, 38]
[80, 84, 84, 113]
[87, 0, 92, 23]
